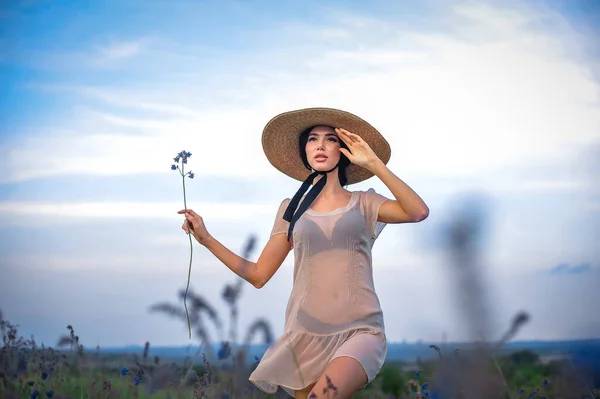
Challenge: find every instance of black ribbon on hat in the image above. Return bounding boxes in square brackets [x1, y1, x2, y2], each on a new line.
[282, 163, 339, 241]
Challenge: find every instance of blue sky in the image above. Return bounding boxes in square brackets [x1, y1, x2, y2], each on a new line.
[1, 0, 599, 349]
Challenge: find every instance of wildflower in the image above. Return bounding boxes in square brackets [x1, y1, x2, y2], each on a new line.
[542, 378, 549, 386]
[45, 390, 54, 399]
[221, 392, 231, 399]
[309, 393, 318, 399]
[416, 370, 421, 377]
[120, 367, 128, 376]
[133, 376, 141, 385]
[30, 391, 39, 399]
[171, 149, 196, 339]
[41, 371, 48, 380]
[217, 341, 231, 360]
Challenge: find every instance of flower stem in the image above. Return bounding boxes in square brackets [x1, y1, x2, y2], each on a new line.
[182, 162, 193, 340]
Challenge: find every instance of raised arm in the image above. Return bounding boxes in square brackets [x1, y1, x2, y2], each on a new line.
[178, 209, 292, 289]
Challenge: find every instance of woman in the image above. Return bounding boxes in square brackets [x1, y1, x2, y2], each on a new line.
[179, 108, 429, 399]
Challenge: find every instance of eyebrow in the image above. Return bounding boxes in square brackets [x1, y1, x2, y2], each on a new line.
[308, 132, 338, 137]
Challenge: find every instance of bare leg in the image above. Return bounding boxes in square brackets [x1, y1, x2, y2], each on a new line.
[295, 382, 316, 399]
[307, 356, 367, 399]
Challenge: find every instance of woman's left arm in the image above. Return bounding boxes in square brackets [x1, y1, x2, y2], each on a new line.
[369, 159, 429, 224]
[336, 127, 429, 224]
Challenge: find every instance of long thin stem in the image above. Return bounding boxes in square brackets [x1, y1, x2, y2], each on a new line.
[181, 161, 193, 340]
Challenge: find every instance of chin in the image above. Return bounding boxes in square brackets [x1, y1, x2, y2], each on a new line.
[311, 162, 337, 172]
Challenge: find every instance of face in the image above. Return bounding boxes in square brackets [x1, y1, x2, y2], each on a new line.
[305, 125, 342, 171]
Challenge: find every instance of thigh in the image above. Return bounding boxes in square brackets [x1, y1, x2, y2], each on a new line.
[331, 330, 387, 385]
[307, 356, 367, 399]
[294, 382, 316, 399]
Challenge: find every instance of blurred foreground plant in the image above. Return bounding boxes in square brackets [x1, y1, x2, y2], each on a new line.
[171, 150, 196, 340]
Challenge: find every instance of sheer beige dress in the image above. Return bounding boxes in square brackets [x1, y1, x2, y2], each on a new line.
[249, 189, 389, 397]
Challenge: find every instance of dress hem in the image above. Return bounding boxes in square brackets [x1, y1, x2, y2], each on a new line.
[249, 327, 386, 398]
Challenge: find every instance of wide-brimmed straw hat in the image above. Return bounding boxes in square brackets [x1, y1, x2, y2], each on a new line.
[262, 107, 391, 185]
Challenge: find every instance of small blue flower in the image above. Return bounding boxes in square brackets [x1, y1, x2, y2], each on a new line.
[422, 383, 427, 390]
[30, 391, 39, 399]
[529, 394, 534, 398]
[188, 172, 194, 179]
[416, 370, 420, 377]
[218, 341, 231, 360]
[41, 371, 48, 380]
[45, 390, 54, 399]
[133, 376, 141, 385]
[120, 367, 128, 376]
[186, 152, 192, 158]
[542, 378, 549, 386]
[171, 164, 177, 170]
[520, 389, 525, 394]
[221, 392, 231, 399]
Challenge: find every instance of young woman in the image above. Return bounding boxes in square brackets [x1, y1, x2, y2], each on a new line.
[179, 108, 429, 399]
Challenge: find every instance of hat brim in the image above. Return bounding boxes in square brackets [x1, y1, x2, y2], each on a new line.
[262, 107, 391, 185]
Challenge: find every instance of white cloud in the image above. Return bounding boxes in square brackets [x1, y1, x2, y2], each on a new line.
[5, 1, 599, 184]
[0, 200, 277, 222]
[95, 39, 147, 62]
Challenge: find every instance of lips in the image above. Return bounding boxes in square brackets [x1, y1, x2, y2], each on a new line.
[314, 154, 328, 161]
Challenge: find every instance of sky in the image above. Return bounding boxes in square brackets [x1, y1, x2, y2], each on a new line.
[0, 0, 599, 349]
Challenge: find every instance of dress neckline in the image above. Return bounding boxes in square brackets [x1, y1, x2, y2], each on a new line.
[305, 191, 358, 216]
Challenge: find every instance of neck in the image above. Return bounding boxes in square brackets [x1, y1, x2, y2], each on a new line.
[313, 169, 343, 195]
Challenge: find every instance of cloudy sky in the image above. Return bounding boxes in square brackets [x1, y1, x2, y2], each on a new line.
[1, 0, 599, 349]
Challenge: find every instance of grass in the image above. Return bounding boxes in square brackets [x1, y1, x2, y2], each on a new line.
[2, 194, 598, 398]
[1, 306, 598, 399]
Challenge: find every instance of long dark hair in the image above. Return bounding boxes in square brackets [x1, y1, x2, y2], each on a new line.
[298, 126, 351, 187]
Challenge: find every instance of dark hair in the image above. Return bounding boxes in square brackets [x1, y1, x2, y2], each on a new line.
[298, 125, 351, 187]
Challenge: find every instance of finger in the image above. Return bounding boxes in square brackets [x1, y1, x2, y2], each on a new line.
[339, 148, 353, 158]
[335, 129, 354, 145]
[177, 209, 198, 216]
[340, 128, 363, 142]
[185, 209, 201, 218]
[336, 128, 358, 143]
[184, 216, 196, 230]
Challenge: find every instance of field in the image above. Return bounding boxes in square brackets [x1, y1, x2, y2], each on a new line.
[2, 297, 599, 399]
[2, 218, 599, 399]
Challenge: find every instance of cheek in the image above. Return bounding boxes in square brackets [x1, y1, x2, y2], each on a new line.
[329, 142, 341, 153]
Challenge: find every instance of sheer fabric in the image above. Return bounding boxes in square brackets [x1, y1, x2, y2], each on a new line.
[249, 189, 389, 397]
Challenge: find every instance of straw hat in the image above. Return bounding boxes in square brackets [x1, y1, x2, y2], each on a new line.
[262, 107, 391, 185]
